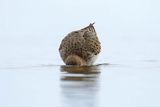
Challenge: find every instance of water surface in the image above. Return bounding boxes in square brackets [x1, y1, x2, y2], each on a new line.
[0, 62, 160, 107]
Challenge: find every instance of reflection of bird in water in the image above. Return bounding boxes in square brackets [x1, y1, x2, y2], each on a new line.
[60, 65, 101, 107]
[59, 23, 101, 66]
[60, 65, 100, 81]
[61, 65, 100, 74]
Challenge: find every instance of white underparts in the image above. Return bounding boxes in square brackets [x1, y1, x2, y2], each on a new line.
[87, 54, 98, 65]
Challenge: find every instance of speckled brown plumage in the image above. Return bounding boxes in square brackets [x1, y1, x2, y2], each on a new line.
[59, 23, 101, 65]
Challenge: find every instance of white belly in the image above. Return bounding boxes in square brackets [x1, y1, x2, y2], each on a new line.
[87, 54, 98, 65]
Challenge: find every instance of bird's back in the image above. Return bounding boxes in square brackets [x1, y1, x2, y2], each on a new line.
[59, 23, 101, 65]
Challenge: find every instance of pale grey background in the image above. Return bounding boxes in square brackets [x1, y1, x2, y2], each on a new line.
[0, 0, 160, 107]
[0, 0, 160, 66]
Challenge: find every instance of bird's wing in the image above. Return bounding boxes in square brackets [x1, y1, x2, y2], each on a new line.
[83, 31, 101, 55]
[59, 31, 86, 60]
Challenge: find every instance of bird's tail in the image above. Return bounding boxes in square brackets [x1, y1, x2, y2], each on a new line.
[65, 55, 86, 65]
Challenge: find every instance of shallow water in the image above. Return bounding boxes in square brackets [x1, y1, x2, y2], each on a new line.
[0, 62, 160, 107]
[1, 0, 160, 106]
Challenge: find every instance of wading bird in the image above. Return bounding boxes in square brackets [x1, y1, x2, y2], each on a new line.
[59, 23, 101, 66]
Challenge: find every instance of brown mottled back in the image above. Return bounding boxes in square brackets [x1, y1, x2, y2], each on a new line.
[59, 23, 101, 65]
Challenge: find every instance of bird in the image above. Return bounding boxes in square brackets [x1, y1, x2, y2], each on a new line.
[59, 23, 101, 66]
